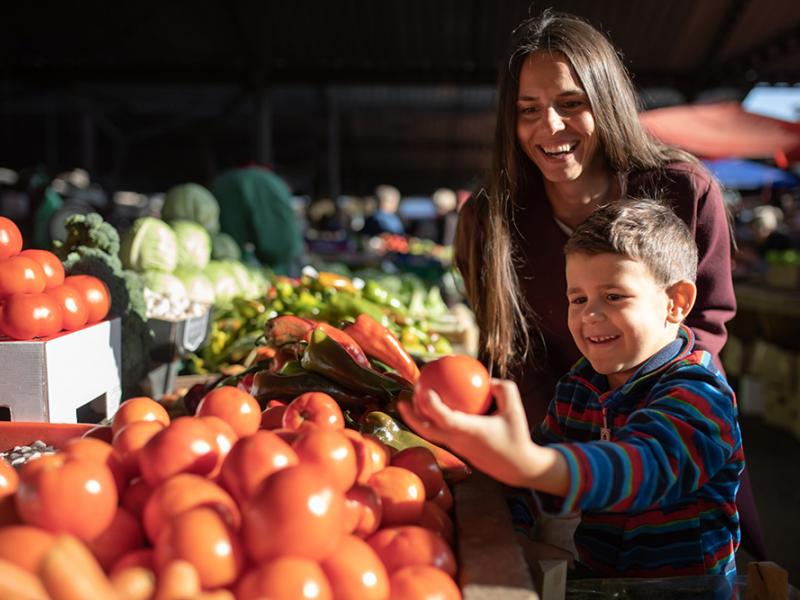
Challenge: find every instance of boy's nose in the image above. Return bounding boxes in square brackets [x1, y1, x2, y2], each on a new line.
[544, 106, 566, 134]
[582, 307, 605, 324]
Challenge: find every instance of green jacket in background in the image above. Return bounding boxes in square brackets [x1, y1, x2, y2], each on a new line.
[212, 167, 303, 275]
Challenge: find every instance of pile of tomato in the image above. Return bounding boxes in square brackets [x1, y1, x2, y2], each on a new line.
[0, 217, 110, 341]
[0, 387, 463, 599]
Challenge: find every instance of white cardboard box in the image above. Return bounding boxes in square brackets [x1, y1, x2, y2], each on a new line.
[0, 318, 122, 423]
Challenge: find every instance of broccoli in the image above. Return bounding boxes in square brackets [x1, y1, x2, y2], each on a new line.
[56, 213, 151, 398]
[53, 212, 120, 259]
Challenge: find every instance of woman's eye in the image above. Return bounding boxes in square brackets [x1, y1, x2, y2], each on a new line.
[561, 100, 583, 110]
[518, 105, 539, 115]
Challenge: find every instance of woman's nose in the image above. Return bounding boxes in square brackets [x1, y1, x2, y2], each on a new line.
[544, 106, 566, 134]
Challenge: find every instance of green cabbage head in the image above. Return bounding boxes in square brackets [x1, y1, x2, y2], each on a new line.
[120, 217, 178, 273]
[162, 183, 220, 233]
[171, 220, 212, 270]
[173, 266, 216, 305]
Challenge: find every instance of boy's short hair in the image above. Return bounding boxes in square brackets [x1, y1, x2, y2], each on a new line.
[564, 199, 698, 286]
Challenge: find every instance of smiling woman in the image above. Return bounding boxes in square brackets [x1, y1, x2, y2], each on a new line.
[454, 9, 766, 561]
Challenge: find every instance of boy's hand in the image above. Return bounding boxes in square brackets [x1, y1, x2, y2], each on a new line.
[398, 379, 567, 494]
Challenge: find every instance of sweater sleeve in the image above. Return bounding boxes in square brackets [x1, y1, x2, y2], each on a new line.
[683, 171, 736, 362]
[540, 365, 742, 515]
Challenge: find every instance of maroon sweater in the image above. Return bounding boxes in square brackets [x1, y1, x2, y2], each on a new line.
[456, 162, 736, 425]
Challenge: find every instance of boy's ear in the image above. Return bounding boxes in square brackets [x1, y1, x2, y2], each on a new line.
[666, 280, 697, 324]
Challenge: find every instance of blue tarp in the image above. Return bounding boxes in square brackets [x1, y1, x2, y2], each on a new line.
[703, 159, 800, 190]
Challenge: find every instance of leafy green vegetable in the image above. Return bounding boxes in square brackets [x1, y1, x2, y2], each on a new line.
[173, 267, 216, 305]
[120, 217, 178, 273]
[211, 232, 242, 261]
[162, 183, 220, 233]
[141, 271, 188, 300]
[170, 220, 212, 270]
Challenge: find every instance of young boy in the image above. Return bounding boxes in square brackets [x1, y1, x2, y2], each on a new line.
[399, 199, 744, 578]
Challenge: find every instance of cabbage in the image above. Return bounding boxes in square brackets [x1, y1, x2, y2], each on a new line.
[204, 260, 242, 306]
[120, 217, 178, 273]
[162, 183, 220, 233]
[173, 267, 215, 305]
[211, 232, 241, 261]
[171, 220, 211, 270]
[141, 271, 187, 300]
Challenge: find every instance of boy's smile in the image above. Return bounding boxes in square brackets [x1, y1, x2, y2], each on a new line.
[565, 252, 685, 389]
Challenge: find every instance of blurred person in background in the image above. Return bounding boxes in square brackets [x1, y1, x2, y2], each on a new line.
[412, 187, 459, 246]
[454, 9, 766, 561]
[212, 165, 304, 276]
[361, 184, 405, 236]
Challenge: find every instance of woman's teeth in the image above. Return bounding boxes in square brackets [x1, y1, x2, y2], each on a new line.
[541, 143, 576, 156]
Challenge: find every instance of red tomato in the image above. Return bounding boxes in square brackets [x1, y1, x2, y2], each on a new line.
[391, 446, 444, 500]
[343, 484, 383, 538]
[109, 548, 155, 577]
[367, 525, 457, 576]
[45, 284, 88, 331]
[320, 534, 390, 600]
[260, 401, 287, 430]
[237, 557, 333, 600]
[142, 473, 240, 544]
[120, 477, 154, 522]
[195, 386, 261, 437]
[87, 506, 145, 571]
[154, 506, 245, 589]
[112, 396, 170, 437]
[15, 454, 118, 541]
[19, 249, 64, 290]
[282, 392, 345, 431]
[60, 436, 128, 496]
[0, 293, 63, 340]
[343, 429, 389, 485]
[367, 466, 426, 526]
[0, 256, 46, 298]
[389, 565, 462, 600]
[137, 417, 218, 486]
[197, 415, 238, 478]
[218, 430, 299, 506]
[112, 420, 165, 479]
[431, 481, 454, 513]
[291, 428, 358, 492]
[0, 216, 23, 260]
[417, 501, 455, 545]
[416, 355, 492, 414]
[242, 463, 345, 562]
[0, 458, 19, 498]
[63, 274, 110, 324]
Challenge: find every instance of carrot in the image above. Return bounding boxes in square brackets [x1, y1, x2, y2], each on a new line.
[154, 560, 201, 600]
[110, 566, 157, 600]
[0, 557, 49, 600]
[39, 534, 119, 600]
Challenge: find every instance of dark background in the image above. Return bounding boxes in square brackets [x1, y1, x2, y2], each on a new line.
[2, 0, 800, 196]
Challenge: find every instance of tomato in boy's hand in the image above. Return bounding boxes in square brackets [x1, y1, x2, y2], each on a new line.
[416, 354, 492, 415]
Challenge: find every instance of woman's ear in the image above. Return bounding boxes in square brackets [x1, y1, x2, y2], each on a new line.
[666, 280, 697, 324]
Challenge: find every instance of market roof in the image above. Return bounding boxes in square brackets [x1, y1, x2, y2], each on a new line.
[2, 1, 800, 194]
[3, 0, 800, 89]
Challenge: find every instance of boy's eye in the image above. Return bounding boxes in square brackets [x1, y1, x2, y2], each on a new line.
[569, 296, 586, 305]
[606, 293, 624, 301]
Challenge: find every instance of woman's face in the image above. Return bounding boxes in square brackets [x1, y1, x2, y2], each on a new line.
[515, 51, 602, 185]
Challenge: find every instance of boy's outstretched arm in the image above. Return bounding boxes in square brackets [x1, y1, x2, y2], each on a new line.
[398, 379, 570, 497]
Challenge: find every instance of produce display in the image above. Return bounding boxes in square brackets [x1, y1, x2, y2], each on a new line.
[0, 369, 466, 598]
[188, 267, 455, 375]
[0, 217, 110, 340]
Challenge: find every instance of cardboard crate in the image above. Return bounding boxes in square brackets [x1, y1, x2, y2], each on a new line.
[0, 318, 122, 423]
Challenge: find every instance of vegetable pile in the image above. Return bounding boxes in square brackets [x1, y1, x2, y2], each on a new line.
[0, 216, 111, 341]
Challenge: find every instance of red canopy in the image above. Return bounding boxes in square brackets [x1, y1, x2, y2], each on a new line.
[639, 101, 800, 167]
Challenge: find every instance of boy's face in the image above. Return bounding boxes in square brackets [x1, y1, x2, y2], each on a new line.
[565, 252, 683, 389]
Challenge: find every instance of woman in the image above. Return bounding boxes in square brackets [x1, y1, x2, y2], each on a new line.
[455, 10, 766, 561]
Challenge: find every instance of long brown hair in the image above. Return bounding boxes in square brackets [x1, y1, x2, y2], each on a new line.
[456, 10, 699, 377]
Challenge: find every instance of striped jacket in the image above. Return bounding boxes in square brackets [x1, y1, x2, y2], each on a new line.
[532, 326, 744, 577]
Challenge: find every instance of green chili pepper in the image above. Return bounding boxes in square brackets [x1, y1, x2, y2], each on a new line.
[252, 370, 376, 410]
